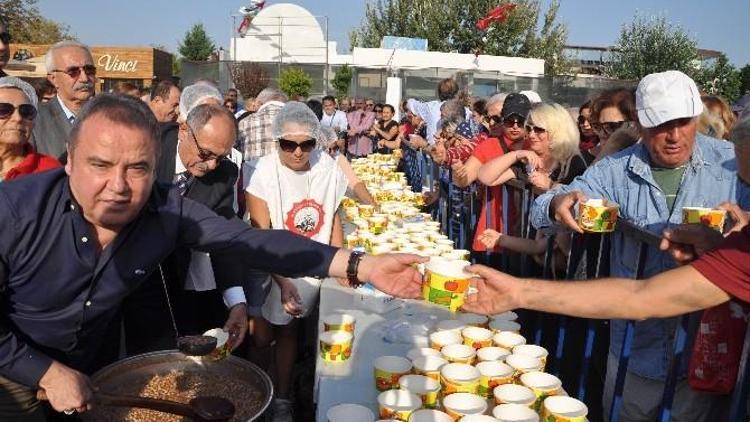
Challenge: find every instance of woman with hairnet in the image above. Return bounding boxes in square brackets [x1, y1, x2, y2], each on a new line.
[0, 77, 59, 181]
[244, 102, 348, 422]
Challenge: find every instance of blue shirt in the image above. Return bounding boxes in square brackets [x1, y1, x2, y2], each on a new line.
[531, 133, 750, 380]
[0, 169, 337, 387]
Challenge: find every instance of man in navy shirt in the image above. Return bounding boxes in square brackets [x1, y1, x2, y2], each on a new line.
[0, 94, 424, 419]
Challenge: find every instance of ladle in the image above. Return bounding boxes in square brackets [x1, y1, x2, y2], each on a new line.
[37, 389, 236, 421]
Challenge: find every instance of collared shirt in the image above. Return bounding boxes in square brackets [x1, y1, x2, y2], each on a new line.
[320, 110, 348, 133]
[531, 133, 750, 379]
[173, 149, 246, 305]
[0, 169, 337, 387]
[238, 101, 284, 163]
[346, 110, 375, 156]
[56, 96, 75, 124]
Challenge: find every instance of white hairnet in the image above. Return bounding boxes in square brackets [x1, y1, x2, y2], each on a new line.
[271, 101, 321, 141]
[179, 83, 222, 121]
[0, 76, 39, 108]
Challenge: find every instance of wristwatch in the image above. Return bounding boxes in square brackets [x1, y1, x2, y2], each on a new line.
[346, 251, 366, 288]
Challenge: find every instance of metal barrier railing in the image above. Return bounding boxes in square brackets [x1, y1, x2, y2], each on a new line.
[421, 167, 750, 422]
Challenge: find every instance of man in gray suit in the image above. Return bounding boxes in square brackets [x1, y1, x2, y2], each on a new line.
[32, 41, 96, 160]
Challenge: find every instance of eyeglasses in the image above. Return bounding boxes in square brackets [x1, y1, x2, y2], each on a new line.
[577, 115, 589, 125]
[503, 116, 525, 128]
[366, 103, 375, 108]
[592, 121, 628, 136]
[279, 138, 316, 153]
[524, 123, 547, 135]
[0, 32, 10, 45]
[188, 126, 227, 162]
[374, 108, 383, 113]
[0, 103, 37, 121]
[50, 64, 97, 79]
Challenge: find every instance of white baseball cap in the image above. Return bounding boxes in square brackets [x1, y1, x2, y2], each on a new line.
[635, 70, 703, 128]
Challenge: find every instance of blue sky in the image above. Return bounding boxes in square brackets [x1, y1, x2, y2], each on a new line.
[38, 0, 749, 66]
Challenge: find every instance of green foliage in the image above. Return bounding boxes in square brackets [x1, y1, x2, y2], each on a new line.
[278, 67, 313, 99]
[178, 23, 216, 61]
[331, 64, 354, 99]
[606, 14, 700, 80]
[740, 64, 750, 96]
[349, 0, 571, 75]
[172, 56, 182, 78]
[1, 0, 75, 43]
[694, 54, 741, 103]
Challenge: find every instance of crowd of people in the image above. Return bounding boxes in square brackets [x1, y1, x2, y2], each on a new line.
[3, 16, 750, 422]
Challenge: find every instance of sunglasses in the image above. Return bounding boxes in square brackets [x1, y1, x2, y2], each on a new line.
[366, 103, 374, 108]
[279, 138, 316, 153]
[374, 108, 383, 113]
[577, 115, 589, 125]
[0, 103, 37, 121]
[592, 121, 628, 135]
[50, 64, 97, 79]
[188, 126, 227, 162]
[524, 123, 547, 135]
[0, 32, 10, 45]
[503, 116, 525, 128]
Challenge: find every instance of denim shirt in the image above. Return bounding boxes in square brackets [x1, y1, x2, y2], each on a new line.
[531, 133, 750, 380]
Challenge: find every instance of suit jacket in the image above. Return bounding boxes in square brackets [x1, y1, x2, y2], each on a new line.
[32, 96, 72, 161]
[156, 122, 179, 184]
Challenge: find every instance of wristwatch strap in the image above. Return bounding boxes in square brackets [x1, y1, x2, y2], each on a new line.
[346, 251, 366, 288]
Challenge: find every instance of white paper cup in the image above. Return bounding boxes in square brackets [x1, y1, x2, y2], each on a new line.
[493, 332, 526, 349]
[319, 331, 354, 362]
[442, 393, 488, 420]
[323, 313, 356, 333]
[378, 390, 422, 421]
[408, 409, 453, 422]
[374, 356, 413, 392]
[462, 326, 494, 349]
[407, 347, 443, 362]
[519, 371, 562, 411]
[441, 344, 477, 365]
[430, 330, 463, 351]
[459, 415, 502, 422]
[492, 403, 540, 422]
[436, 319, 467, 334]
[491, 311, 519, 322]
[512, 345, 548, 368]
[399, 374, 441, 409]
[489, 320, 521, 334]
[477, 347, 511, 363]
[475, 360, 514, 398]
[327, 403, 375, 422]
[440, 363, 481, 395]
[413, 356, 449, 381]
[505, 355, 544, 381]
[493, 384, 536, 406]
[541, 396, 588, 421]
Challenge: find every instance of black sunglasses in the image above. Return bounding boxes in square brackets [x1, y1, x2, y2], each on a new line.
[279, 138, 316, 153]
[524, 123, 547, 135]
[0, 103, 37, 121]
[50, 64, 97, 79]
[188, 126, 227, 162]
[577, 115, 589, 125]
[503, 116, 525, 128]
[0, 32, 10, 45]
[374, 108, 383, 113]
[593, 121, 628, 135]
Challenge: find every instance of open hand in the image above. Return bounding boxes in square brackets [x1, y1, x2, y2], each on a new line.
[358, 254, 428, 299]
[223, 304, 248, 350]
[478, 229, 502, 249]
[461, 265, 522, 315]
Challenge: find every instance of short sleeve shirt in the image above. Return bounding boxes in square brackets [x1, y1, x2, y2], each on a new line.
[692, 226, 750, 302]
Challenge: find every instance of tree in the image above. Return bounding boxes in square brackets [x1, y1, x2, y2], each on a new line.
[349, 0, 571, 75]
[178, 23, 215, 62]
[694, 54, 741, 103]
[740, 64, 750, 96]
[230, 62, 271, 98]
[605, 14, 700, 80]
[278, 67, 313, 99]
[1, 0, 75, 44]
[331, 64, 354, 99]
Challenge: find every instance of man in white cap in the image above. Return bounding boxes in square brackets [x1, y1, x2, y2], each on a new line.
[526, 70, 750, 421]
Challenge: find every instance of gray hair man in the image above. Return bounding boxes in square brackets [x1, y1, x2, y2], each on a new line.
[32, 41, 96, 159]
[529, 70, 750, 421]
[239, 87, 287, 164]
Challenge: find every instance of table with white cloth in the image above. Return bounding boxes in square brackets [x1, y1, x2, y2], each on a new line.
[314, 279, 453, 421]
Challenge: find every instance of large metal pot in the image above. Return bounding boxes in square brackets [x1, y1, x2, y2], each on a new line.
[82, 350, 273, 421]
